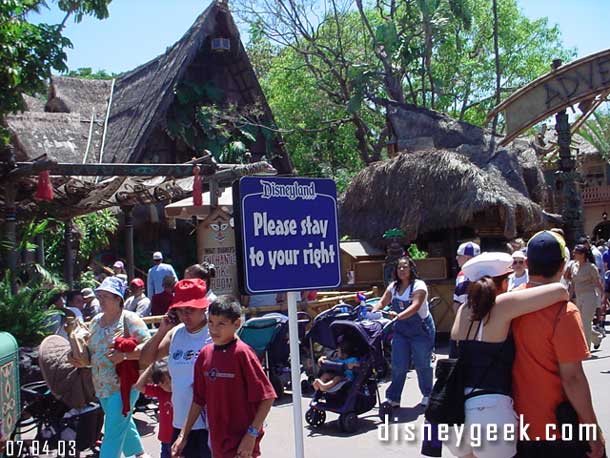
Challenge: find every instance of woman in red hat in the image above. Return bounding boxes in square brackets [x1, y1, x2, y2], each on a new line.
[140, 279, 212, 458]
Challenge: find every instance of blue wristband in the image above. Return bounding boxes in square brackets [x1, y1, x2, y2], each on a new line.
[247, 426, 260, 438]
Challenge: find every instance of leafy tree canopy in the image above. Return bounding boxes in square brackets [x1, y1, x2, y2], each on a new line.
[0, 0, 112, 145]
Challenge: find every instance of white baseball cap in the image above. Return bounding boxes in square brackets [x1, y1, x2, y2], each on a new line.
[462, 252, 513, 281]
[457, 241, 481, 257]
[153, 251, 163, 260]
[512, 250, 526, 260]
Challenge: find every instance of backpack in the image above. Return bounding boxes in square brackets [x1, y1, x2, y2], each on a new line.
[424, 356, 465, 425]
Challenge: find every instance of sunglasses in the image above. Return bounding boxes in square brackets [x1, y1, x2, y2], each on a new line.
[512, 260, 524, 265]
[397, 265, 410, 271]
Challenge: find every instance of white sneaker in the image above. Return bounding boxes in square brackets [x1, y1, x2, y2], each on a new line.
[420, 396, 429, 407]
[383, 398, 400, 407]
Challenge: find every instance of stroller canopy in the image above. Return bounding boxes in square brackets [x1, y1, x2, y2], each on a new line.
[329, 320, 384, 353]
[38, 335, 97, 409]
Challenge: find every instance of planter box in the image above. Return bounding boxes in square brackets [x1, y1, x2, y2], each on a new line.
[414, 257, 447, 280]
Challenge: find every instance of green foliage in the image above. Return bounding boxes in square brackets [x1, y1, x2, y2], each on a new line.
[165, 80, 268, 163]
[0, 0, 112, 146]
[0, 270, 64, 347]
[407, 243, 428, 260]
[383, 228, 406, 239]
[580, 108, 610, 162]
[242, 0, 573, 172]
[43, 209, 119, 277]
[65, 67, 116, 79]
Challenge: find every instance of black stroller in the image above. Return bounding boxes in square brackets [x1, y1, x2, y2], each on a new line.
[301, 303, 358, 391]
[304, 319, 385, 433]
[10, 335, 104, 457]
[12, 381, 104, 457]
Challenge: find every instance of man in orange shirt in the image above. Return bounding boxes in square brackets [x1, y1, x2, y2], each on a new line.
[512, 231, 605, 457]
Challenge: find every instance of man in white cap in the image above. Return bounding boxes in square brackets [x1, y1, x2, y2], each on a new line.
[507, 250, 528, 291]
[147, 252, 178, 299]
[453, 241, 481, 313]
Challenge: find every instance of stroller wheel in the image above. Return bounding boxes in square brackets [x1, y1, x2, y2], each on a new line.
[270, 374, 285, 398]
[305, 407, 326, 428]
[338, 412, 358, 433]
[379, 401, 393, 421]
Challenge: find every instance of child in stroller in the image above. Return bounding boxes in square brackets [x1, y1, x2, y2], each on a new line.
[313, 336, 360, 392]
[305, 319, 384, 433]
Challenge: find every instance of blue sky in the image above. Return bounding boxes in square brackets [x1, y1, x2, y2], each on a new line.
[32, 0, 610, 74]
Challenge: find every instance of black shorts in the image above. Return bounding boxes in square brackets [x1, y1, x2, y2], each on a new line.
[171, 428, 212, 458]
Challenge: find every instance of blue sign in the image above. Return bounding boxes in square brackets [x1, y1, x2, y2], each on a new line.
[233, 176, 341, 294]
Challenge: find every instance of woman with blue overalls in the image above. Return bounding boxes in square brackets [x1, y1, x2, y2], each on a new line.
[373, 256, 435, 407]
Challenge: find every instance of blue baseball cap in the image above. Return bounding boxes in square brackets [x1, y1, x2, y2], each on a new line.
[457, 242, 481, 257]
[526, 231, 566, 264]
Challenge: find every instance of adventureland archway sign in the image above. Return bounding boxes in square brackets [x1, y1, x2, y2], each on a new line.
[488, 49, 610, 146]
[488, 49, 610, 246]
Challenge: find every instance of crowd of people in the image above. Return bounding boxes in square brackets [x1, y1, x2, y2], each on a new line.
[439, 230, 606, 458]
[61, 251, 275, 458]
[44, 233, 609, 458]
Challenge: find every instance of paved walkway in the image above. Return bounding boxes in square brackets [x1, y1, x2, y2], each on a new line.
[132, 339, 610, 457]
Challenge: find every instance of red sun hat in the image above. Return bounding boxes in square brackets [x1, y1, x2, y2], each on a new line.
[169, 278, 210, 310]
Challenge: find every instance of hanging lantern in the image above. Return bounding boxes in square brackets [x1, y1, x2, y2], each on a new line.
[34, 170, 54, 201]
[193, 165, 203, 206]
[211, 37, 231, 53]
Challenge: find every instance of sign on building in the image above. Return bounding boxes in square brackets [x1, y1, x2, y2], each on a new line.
[197, 207, 239, 297]
[233, 176, 341, 294]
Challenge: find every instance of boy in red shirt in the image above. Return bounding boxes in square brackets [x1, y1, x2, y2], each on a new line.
[172, 295, 276, 458]
[135, 359, 173, 458]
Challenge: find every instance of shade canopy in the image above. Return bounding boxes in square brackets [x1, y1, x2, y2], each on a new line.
[165, 187, 233, 220]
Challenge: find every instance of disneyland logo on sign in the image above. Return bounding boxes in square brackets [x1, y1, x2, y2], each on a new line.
[260, 180, 316, 201]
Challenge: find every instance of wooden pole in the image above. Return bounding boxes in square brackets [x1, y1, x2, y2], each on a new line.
[64, 219, 74, 288]
[35, 233, 44, 266]
[4, 186, 18, 294]
[123, 206, 135, 281]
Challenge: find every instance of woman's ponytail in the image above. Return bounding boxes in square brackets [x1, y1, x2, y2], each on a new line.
[467, 276, 497, 322]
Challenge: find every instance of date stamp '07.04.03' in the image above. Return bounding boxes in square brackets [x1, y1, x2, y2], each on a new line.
[2, 440, 77, 457]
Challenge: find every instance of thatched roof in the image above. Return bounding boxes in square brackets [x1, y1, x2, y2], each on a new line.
[340, 150, 548, 241]
[46, 76, 112, 118]
[340, 103, 555, 243]
[103, 1, 291, 172]
[6, 111, 103, 164]
[5, 0, 292, 174]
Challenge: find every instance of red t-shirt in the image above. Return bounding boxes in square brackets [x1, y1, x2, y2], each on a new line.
[151, 291, 173, 316]
[144, 384, 174, 443]
[512, 299, 590, 440]
[192, 339, 276, 458]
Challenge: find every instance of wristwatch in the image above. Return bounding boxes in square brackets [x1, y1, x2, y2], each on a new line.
[246, 426, 260, 438]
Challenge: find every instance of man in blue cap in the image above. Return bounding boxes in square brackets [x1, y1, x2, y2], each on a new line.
[512, 231, 605, 458]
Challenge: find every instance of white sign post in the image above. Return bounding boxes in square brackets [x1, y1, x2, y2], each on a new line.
[233, 177, 342, 458]
[287, 291, 305, 458]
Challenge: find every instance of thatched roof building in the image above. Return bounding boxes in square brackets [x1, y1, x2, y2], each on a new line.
[6, 0, 292, 178]
[3, 0, 292, 221]
[340, 102, 556, 246]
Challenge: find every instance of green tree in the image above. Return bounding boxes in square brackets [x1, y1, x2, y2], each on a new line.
[239, 0, 572, 173]
[43, 209, 119, 279]
[580, 108, 610, 161]
[65, 67, 117, 79]
[0, 0, 112, 146]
